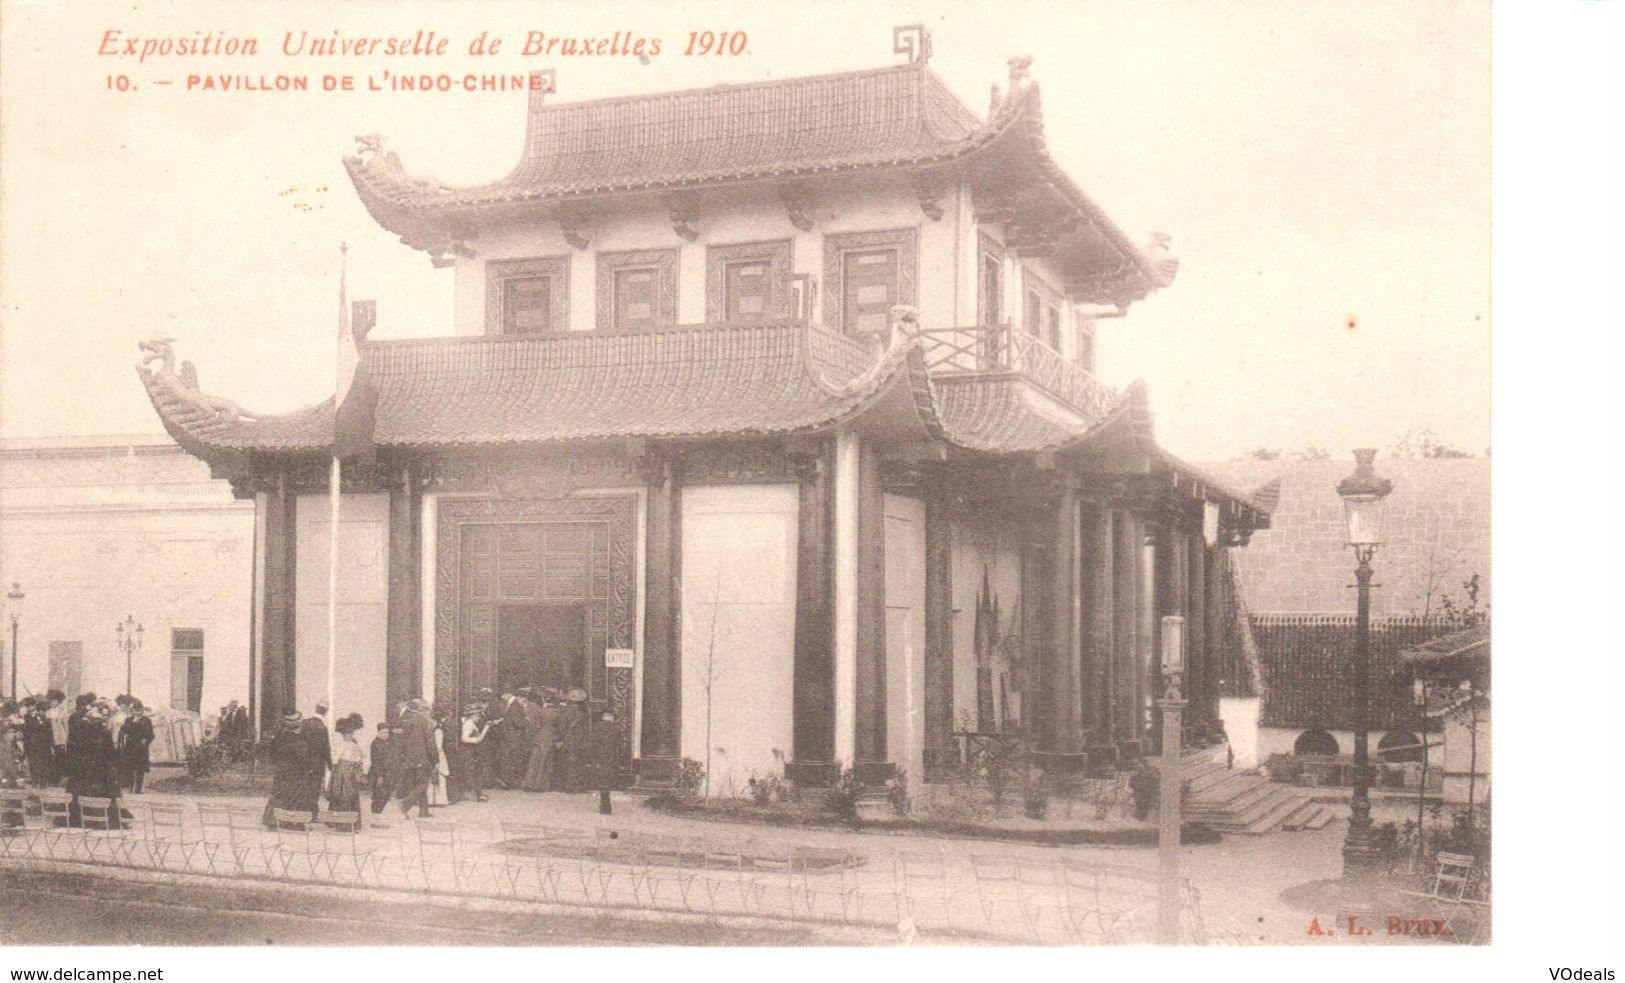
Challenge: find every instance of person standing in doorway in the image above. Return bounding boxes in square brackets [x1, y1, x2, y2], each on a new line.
[459, 703, 491, 802]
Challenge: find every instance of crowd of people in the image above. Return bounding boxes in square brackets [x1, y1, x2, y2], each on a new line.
[263, 685, 620, 828]
[0, 691, 157, 827]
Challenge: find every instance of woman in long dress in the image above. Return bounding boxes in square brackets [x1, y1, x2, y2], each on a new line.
[326, 713, 365, 817]
[428, 711, 450, 807]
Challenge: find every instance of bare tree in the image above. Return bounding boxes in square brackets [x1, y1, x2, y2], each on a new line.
[687, 566, 733, 800]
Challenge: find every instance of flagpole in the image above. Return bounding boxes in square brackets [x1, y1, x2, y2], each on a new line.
[327, 243, 347, 726]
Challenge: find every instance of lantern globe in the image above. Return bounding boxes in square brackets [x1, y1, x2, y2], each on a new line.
[1336, 449, 1394, 546]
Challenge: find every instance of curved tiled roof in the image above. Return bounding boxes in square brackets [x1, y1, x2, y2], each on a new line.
[342, 59, 1167, 304]
[137, 322, 936, 461]
[347, 63, 982, 214]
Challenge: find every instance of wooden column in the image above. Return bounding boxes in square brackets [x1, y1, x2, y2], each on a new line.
[259, 472, 298, 737]
[1144, 519, 1170, 750]
[1083, 504, 1115, 756]
[1187, 533, 1209, 734]
[853, 440, 891, 783]
[385, 461, 422, 713]
[1047, 487, 1082, 754]
[637, 457, 682, 782]
[1170, 526, 1196, 747]
[922, 493, 955, 780]
[788, 442, 837, 786]
[1118, 510, 1144, 747]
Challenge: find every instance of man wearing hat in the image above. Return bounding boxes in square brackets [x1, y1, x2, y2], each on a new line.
[305, 703, 334, 811]
[22, 695, 55, 787]
[120, 700, 155, 794]
[263, 710, 315, 827]
[394, 698, 438, 819]
[499, 690, 534, 789]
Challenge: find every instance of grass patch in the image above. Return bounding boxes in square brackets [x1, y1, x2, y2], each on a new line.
[148, 764, 271, 797]
[643, 794, 1220, 846]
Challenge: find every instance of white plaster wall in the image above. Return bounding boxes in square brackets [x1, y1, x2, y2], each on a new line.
[451, 174, 959, 335]
[883, 494, 926, 783]
[0, 447, 254, 715]
[295, 493, 389, 739]
[1219, 696, 1261, 769]
[1257, 726, 1418, 762]
[948, 514, 1023, 732]
[679, 484, 798, 797]
[1441, 706, 1490, 805]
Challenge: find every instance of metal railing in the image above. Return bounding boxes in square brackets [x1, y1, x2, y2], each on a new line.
[916, 323, 1117, 419]
[0, 790, 1234, 944]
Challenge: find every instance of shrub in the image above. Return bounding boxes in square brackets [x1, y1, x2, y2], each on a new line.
[1023, 767, 1049, 820]
[1129, 762, 1159, 820]
[184, 737, 233, 780]
[675, 757, 706, 802]
[825, 766, 861, 825]
[885, 770, 910, 816]
[746, 774, 788, 807]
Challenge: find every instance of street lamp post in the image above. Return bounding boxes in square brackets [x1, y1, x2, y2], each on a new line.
[1156, 613, 1187, 944]
[115, 615, 144, 698]
[6, 583, 23, 700]
[1336, 448, 1394, 877]
[1412, 676, 1429, 867]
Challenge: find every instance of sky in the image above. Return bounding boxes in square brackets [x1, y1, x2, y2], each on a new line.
[0, 0, 1491, 461]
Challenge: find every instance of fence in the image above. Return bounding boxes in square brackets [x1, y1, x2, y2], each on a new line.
[0, 789, 1235, 945]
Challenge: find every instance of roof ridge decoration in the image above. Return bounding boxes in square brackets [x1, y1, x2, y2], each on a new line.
[137, 337, 267, 423]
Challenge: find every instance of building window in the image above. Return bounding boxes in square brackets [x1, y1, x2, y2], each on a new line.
[485, 256, 569, 335]
[1076, 318, 1096, 374]
[823, 228, 918, 337]
[170, 628, 205, 713]
[596, 249, 679, 331]
[1293, 729, 1340, 756]
[1023, 269, 1063, 351]
[979, 238, 1004, 326]
[1377, 730, 1423, 763]
[47, 640, 82, 696]
[705, 240, 793, 322]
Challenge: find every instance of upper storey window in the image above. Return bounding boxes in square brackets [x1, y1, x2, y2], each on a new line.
[979, 232, 1005, 327]
[706, 240, 794, 322]
[597, 249, 679, 331]
[823, 229, 918, 338]
[486, 256, 569, 335]
[1075, 314, 1097, 374]
[1023, 270, 1063, 351]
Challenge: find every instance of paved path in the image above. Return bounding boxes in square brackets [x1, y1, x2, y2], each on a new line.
[95, 783, 1349, 944]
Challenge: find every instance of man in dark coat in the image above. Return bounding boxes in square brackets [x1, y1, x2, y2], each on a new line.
[524, 693, 565, 791]
[394, 699, 437, 819]
[556, 690, 591, 793]
[496, 691, 532, 789]
[367, 723, 395, 815]
[304, 703, 333, 819]
[120, 702, 155, 794]
[262, 710, 315, 827]
[66, 702, 120, 828]
[22, 697, 56, 787]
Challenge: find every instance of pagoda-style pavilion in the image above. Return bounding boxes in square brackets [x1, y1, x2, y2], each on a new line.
[139, 27, 1269, 790]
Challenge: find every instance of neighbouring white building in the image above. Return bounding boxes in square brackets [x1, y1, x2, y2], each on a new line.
[0, 434, 256, 726]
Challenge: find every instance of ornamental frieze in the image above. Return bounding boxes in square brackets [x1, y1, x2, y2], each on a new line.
[419, 452, 640, 498]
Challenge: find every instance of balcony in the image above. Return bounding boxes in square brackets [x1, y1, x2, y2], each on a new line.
[916, 323, 1117, 419]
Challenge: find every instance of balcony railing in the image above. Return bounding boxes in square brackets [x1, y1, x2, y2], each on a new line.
[916, 323, 1117, 419]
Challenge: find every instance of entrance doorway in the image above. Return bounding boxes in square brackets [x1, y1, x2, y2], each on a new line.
[496, 603, 589, 697]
